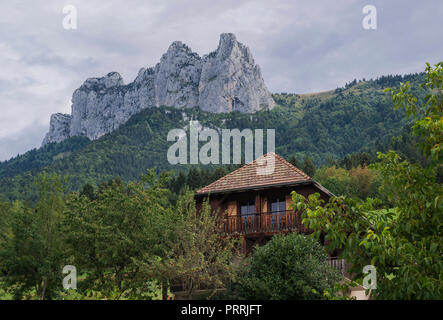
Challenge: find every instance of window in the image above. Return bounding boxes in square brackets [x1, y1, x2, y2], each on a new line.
[239, 200, 255, 233]
[239, 200, 255, 216]
[269, 197, 286, 229]
[270, 198, 286, 213]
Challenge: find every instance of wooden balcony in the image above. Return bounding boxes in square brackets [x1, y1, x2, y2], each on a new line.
[223, 210, 307, 235]
[326, 257, 347, 275]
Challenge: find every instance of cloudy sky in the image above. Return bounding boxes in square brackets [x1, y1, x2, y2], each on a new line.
[0, 0, 442, 161]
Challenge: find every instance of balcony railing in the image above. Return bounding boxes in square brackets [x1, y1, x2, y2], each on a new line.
[326, 257, 347, 275]
[223, 210, 307, 235]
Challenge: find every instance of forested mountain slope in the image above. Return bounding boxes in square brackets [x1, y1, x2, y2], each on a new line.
[0, 73, 427, 201]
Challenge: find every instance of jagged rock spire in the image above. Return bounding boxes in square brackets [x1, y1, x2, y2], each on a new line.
[42, 33, 275, 146]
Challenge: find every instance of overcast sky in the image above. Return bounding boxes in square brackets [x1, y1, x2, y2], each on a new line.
[0, 0, 442, 161]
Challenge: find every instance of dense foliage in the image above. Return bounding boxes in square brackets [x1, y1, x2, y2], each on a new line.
[313, 165, 381, 200]
[0, 171, 237, 300]
[223, 233, 341, 300]
[0, 173, 67, 299]
[146, 191, 238, 299]
[63, 171, 172, 299]
[0, 137, 90, 180]
[291, 63, 443, 299]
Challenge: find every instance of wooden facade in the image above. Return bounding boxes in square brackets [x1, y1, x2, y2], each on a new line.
[195, 153, 334, 254]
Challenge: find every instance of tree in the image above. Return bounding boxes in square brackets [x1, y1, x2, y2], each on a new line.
[291, 62, 443, 299]
[314, 166, 351, 197]
[303, 156, 316, 177]
[0, 201, 9, 243]
[288, 155, 300, 168]
[349, 165, 379, 199]
[230, 233, 341, 300]
[186, 167, 201, 190]
[212, 167, 227, 181]
[0, 201, 11, 274]
[172, 171, 186, 194]
[64, 169, 172, 299]
[314, 165, 382, 200]
[79, 183, 96, 201]
[146, 191, 239, 299]
[0, 173, 67, 299]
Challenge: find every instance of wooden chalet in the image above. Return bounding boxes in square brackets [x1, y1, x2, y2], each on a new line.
[195, 152, 335, 255]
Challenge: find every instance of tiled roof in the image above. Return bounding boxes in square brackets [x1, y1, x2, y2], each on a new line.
[196, 152, 312, 195]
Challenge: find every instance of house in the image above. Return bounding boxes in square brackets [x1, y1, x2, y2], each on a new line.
[194, 152, 335, 255]
[192, 152, 371, 299]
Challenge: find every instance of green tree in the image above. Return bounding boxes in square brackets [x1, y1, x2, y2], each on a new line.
[0, 201, 11, 274]
[230, 233, 341, 300]
[0, 173, 66, 299]
[79, 183, 96, 201]
[147, 191, 239, 299]
[212, 167, 227, 181]
[348, 165, 380, 200]
[288, 155, 300, 168]
[291, 62, 443, 299]
[314, 166, 351, 196]
[303, 156, 316, 177]
[64, 169, 172, 299]
[0, 201, 9, 240]
[314, 165, 382, 200]
[186, 167, 201, 190]
[172, 171, 186, 194]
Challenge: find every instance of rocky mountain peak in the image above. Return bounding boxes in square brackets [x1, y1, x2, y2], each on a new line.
[82, 72, 124, 91]
[167, 41, 194, 54]
[42, 33, 275, 146]
[215, 33, 253, 63]
[218, 33, 237, 52]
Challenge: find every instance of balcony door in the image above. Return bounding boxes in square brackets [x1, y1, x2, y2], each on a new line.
[270, 198, 285, 213]
[269, 197, 286, 229]
[239, 200, 255, 232]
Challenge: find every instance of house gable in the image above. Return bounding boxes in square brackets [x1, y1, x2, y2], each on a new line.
[196, 152, 316, 195]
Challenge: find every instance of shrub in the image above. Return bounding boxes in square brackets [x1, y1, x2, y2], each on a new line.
[230, 233, 342, 300]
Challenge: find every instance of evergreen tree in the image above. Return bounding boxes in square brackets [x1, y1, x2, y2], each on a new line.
[302, 156, 316, 177]
[79, 183, 96, 201]
[288, 155, 300, 168]
[186, 167, 201, 190]
[211, 167, 227, 182]
[172, 171, 187, 193]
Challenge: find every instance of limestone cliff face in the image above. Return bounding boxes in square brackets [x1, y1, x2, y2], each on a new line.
[155, 41, 202, 109]
[42, 33, 275, 146]
[69, 72, 125, 140]
[199, 33, 274, 113]
[42, 113, 72, 145]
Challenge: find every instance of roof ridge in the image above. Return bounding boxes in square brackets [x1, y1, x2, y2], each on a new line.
[196, 153, 311, 194]
[195, 154, 268, 194]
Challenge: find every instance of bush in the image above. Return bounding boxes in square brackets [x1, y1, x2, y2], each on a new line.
[229, 233, 342, 300]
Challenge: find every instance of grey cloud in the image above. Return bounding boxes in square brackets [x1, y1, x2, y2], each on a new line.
[0, 122, 48, 162]
[0, 0, 442, 160]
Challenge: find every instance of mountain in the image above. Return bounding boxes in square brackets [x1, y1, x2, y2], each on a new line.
[0, 72, 427, 202]
[42, 33, 275, 146]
